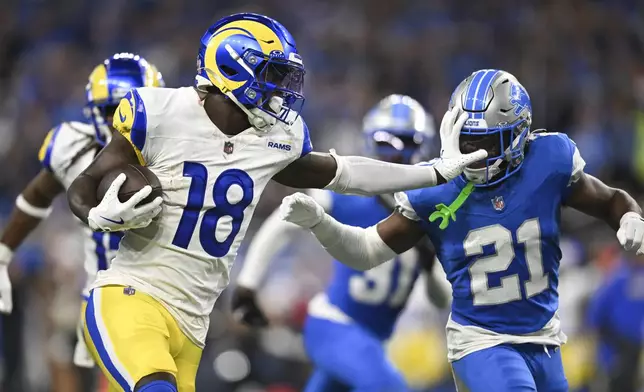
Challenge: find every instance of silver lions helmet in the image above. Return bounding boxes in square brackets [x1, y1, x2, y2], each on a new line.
[449, 69, 532, 186]
[363, 94, 436, 164]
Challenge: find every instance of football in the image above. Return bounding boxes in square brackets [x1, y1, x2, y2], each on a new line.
[96, 164, 163, 206]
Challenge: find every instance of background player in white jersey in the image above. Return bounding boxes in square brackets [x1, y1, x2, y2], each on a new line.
[65, 12, 486, 392]
[0, 53, 163, 370]
[232, 94, 448, 392]
[278, 69, 644, 391]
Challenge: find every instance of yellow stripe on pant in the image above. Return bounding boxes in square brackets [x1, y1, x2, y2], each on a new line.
[83, 285, 202, 392]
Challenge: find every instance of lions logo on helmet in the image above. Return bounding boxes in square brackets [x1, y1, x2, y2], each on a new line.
[450, 69, 533, 186]
[194, 13, 305, 131]
[362, 94, 435, 164]
[85, 53, 165, 145]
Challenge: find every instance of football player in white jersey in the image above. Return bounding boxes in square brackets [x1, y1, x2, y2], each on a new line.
[0, 53, 163, 374]
[66, 13, 486, 392]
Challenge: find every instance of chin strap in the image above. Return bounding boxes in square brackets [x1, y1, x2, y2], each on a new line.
[198, 71, 287, 133]
[429, 182, 475, 230]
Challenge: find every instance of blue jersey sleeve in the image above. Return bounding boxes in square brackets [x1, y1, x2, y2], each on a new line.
[301, 121, 312, 158]
[529, 132, 585, 201]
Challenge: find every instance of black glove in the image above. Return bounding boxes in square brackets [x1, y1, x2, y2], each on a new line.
[231, 286, 269, 327]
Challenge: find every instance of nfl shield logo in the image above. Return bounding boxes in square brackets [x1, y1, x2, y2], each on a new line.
[224, 141, 234, 154]
[492, 196, 505, 211]
[123, 286, 136, 296]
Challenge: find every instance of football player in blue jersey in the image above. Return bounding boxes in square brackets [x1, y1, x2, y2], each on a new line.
[278, 69, 644, 392]
[233, 94, 448, 392]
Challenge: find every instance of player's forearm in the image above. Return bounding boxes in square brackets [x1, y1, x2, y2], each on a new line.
[309, 214, 397, 271]
[324, 155, 440, 196]
[606, 189, 642, 231]
[0, 207, 44, 251]
[1, 172, 60, 250]
[237, 208, 302, 289]
[67, 173, 100, 225]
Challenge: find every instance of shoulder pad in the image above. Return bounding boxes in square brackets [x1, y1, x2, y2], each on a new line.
[66, 121, 95, 137]
[526, 130, 583, 190]
[38, 122, 95, 173]
[114, 89, 147, 165]
[287, 116, 312, 158]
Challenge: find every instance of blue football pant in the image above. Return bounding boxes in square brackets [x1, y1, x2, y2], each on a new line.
[451, 344, 568, 392]
[303, 316, 409, 392]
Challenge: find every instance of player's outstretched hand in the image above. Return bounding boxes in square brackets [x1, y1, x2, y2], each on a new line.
[231, 286, 269, 328]
[88, 173, 163, 232]
[617, 212, 644, 255]
[432, 107, 488, 183]
[280, 193, 325, 229]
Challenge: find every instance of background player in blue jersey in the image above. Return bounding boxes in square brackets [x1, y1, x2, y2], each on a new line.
[277, 69, 644, 392]
[233, 94, 449, 392]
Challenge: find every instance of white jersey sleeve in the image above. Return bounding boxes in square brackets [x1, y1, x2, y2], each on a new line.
[37, 121, 97, 188]
[569, 143, 585, 185]
[394, 191, 421, 222]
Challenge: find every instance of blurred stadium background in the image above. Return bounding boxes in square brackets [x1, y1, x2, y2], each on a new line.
[1, 0, 644, 391]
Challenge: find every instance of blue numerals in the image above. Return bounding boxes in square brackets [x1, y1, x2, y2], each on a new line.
[172, 162, 254, 257]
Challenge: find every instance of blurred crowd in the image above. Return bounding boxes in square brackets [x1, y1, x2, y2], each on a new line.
[1, 0, 644, 391]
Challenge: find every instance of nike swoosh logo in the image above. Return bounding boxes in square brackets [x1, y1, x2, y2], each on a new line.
[118, 108, 127, 123]
[257, 38, 275, 44]
[100, 216, 124, 225]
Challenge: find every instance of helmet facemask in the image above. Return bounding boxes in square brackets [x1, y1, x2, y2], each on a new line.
[461, 118, 531, 186]
[85, 103, 119, 145]
[199, 48, 305, 132]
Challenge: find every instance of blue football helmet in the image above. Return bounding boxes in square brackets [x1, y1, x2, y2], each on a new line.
[363, 94, 435, 164]
[85, 53, 164, 145]
[449, 69, 532, 186]
[195, 13, 305, 131]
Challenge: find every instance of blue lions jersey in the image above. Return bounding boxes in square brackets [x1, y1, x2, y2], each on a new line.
[403, 133, 582, 336]
[323, 192, 421, 340]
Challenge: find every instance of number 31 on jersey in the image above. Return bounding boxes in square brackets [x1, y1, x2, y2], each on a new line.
[171, 162, 254, 258]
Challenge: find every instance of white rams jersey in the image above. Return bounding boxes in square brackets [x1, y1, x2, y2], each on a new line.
[38, 122, 123, 297]
[93, 87, 313, 346]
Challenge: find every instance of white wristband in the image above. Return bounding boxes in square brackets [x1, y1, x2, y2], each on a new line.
[16, 194, 53, 219]
[0, 243, 14, 266]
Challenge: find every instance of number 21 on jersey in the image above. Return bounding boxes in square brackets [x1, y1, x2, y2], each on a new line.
[171, 162, 254, 257]
[465, 218, 548, 306]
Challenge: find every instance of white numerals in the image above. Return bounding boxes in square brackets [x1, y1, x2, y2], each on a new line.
[349, 249, 417, 307]
[519, 219, 548, 298]
[465, 218, 547, 306]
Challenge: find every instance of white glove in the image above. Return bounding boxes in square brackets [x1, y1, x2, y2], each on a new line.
[0, 244, 13, 314]
[432, 107, 488, 182]
[617, 212, 644, 254]
[279, 193, 325, 229]
[88, 173, 163, 232]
